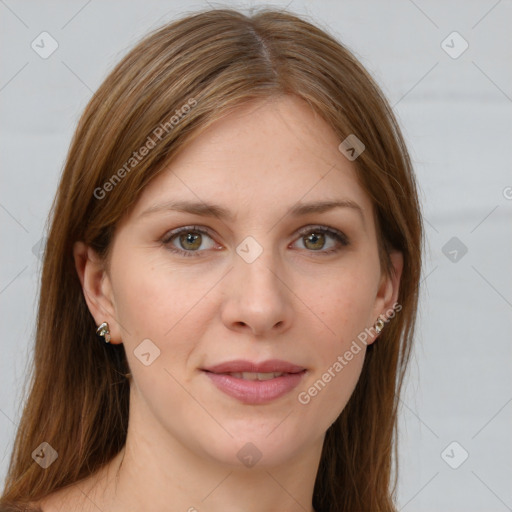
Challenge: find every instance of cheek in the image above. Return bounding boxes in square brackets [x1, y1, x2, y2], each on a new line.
[110, 252, 212, 334]
[109, 254, 219, 377]
[109, 257, 216, 424]
[307, 260, 380, 341]
[292, 259, 378, 424]
[295, 338, 366, 437]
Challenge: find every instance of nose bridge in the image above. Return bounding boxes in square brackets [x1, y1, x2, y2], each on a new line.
[234, 237, 284, 300]
[238, 249, 281, 298]
[222, 239, 292, 335]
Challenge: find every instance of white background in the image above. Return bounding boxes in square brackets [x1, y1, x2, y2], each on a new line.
[1, 1, 511, 510]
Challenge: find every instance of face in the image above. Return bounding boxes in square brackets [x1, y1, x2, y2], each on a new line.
[77, 95, 401, 468]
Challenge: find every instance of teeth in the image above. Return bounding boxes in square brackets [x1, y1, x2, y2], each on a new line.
[228, 372, 285, 381]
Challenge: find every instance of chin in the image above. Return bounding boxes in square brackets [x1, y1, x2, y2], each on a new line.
[193, 422, 311, 470]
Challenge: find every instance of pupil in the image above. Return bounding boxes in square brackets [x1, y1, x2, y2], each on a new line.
[181, 232, 201, 250]
[305, 232, 324, 250]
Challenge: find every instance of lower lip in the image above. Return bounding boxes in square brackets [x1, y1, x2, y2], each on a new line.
[203, 370, 306, 404]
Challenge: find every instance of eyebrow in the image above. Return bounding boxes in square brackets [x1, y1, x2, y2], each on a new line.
[139, 199, 365, 223]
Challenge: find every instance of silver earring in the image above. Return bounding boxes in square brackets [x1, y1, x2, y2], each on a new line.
[374, 318, 385, 334]
[96, 321, 111, 343]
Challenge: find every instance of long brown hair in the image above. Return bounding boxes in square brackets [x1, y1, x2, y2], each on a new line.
[1, 8, 422, 511]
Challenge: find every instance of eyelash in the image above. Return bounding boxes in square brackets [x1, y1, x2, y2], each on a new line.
[161, 224, 349, 258]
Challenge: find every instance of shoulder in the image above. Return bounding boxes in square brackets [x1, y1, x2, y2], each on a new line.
[30, 486, 81, 512]
[32, 475, 109, 512]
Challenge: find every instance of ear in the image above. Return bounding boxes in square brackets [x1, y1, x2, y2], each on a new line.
[367, 250, 403, 345]
[73, 241, 122, 344]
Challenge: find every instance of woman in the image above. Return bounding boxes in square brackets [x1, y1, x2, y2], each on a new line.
[1, 7, 422, 512]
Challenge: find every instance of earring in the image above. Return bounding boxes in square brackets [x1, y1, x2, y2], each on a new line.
[96, 321, 111, 343]
[374, 317, 386, 334]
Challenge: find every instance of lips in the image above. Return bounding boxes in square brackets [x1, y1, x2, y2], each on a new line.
[225, 371, 286, 381]
[201, 359, 306, 404]
[202, 359, 306, 374]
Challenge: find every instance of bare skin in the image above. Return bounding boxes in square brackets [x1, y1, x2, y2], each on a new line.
[38, 95, 402, 512]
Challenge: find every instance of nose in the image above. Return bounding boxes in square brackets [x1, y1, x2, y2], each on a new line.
[220, 249, 293, 337]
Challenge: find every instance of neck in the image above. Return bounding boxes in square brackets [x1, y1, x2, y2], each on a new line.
[82, 389, 322, 512]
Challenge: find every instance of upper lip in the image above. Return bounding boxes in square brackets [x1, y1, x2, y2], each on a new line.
[201, 359, 306, 374]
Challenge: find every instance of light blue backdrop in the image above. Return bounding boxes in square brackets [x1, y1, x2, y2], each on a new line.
[1, 1, 511, 510]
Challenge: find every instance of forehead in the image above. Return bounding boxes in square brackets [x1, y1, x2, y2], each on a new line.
[130, 95, 373, 221]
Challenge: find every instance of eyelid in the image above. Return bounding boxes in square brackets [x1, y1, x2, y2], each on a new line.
[293, 224, 350, 247]
[161, 225, 221, 258]
[161, 224, 350, 256]
[161, 225, 217, 244]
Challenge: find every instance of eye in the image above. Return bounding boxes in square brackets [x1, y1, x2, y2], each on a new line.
[161, 224, 349, 257]
[162, 226, 219, 256]
[292, 225, 349, 254]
